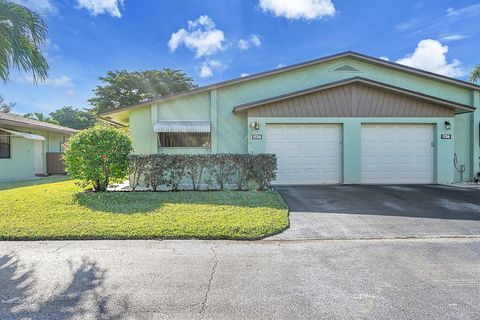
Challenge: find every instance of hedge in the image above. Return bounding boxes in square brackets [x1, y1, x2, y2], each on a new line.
[128, 154, 277, 191]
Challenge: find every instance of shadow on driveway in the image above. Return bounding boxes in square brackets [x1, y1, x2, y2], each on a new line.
[269, 185, 480, 240]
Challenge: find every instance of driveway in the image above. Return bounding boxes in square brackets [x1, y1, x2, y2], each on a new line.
[269, 185, 480, 240]
[1, 239, 480, 320]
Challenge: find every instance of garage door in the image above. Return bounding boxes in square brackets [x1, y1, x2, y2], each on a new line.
[266, 124, 342, 184]
[361, 124, 434, 184]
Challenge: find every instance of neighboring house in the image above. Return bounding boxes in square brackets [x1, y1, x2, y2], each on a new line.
[0, 113, 77, 181]
[99, 51, 480, 185]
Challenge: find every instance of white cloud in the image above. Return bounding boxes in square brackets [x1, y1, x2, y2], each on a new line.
[238, 34, 262, 50]
[379, 56, 389, 61]
[240, 73, 250, 77]
[395, 19, 417, 31]
[10, 0, 56, 14]
[259, 0, 335, 20]
[17, 75, 73, 87]
[76, 0, 124, 18]
[396, 39, 463, 77]
[276, 63, 285, 68]
[440, 34, 467, 42]
[446, 4, 480, 18]
[199, 59, 226, 78]
[168, 15, 225, 58]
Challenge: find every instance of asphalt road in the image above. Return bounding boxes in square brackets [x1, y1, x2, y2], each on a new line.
[1, 239, 480, 320]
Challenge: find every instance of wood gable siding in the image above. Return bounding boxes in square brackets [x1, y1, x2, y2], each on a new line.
[246, 83, 454, 118]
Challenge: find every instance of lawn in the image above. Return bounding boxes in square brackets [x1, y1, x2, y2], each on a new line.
[0, 179, 289, 240]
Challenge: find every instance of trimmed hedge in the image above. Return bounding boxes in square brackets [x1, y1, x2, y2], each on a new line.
[128, 153, 277, 191]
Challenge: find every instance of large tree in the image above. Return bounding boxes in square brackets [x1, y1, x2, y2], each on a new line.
[0, 0, 48, 83]
[470, 65, 480, 84]
[50, 106, 96, 130]
[88, 69, 196, 114]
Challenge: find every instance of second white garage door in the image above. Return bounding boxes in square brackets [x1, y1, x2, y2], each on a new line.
[266, 124, 342, 184]
[361, 124, 434, 184]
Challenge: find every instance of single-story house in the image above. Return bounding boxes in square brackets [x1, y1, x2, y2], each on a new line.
[99, 51, 480, 185]
[0, 112, 77, 181]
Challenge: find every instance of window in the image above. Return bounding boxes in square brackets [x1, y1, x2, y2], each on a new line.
[0, 130, 11, 158]
[158, 132, 210, 148]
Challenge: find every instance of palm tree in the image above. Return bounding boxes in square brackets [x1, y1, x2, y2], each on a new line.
[0, 0, 48, 83]
[24, 112, 59, 124]
[470, 65, 480, 84]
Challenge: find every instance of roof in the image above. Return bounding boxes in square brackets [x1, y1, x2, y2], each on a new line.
[0, 113, 77, 134]
[98, 51, 480, 117]
[233, 77, 476, 114]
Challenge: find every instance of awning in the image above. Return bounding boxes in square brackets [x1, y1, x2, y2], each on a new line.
[153, 121, 211, 133]
[0, 128, 45, 141]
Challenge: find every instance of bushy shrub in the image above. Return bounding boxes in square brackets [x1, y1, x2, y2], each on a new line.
[128, 153, 277, 191]
[64, 125, 133, 191]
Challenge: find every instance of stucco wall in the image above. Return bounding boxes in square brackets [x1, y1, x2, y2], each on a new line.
[0, 125, 70, 181]
[120, 55, 479, 183]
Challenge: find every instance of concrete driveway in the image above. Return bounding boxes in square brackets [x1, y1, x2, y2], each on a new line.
[270, 185, 480, 240]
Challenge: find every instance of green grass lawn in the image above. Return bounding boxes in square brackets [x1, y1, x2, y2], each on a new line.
[0, 179, 289, 240]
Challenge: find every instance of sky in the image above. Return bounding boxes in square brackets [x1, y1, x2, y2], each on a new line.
[3, 0, 480, 114]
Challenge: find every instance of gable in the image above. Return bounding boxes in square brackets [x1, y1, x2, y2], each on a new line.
[235, 78, 473, 118]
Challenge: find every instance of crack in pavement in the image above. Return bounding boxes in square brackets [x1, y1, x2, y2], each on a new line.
[199, 245, 217, 320]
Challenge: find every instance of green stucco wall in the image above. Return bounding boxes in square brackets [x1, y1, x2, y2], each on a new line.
[119, 56, 479, 184]
[0, 125, 69, 181]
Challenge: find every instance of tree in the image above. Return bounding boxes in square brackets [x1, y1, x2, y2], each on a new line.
[0, 0, 48, 83]
[50, 106, 96, 130]
[88, 69, 196, 114]
[470, 65, 480, 84]
[23, 112, 59, 124]
[63, 125, 133, 191]
[0, 94, 14, 112]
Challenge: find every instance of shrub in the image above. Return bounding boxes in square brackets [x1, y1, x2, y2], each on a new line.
[184, 154, 208, 190]
[248, 153, 277, 190]
[128, 153, 277, 191]
[128, 155, 148, 190]
[146, 154, 172, 191]
[64, 125, 133, 191]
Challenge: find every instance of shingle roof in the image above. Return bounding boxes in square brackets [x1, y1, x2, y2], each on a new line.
[0, 112, 77, 134]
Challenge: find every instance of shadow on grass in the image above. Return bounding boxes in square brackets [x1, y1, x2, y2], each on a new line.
[0, 254, 128, 319]
[0, 175, 70, 191]
[74, 190, 287, 214]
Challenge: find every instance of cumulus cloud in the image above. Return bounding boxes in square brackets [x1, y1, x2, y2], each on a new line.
[238, 34, 261, 50]
[199, 60, 226, 78]
[259, 0, 335, 20]
[76, 0, 124, 18]
[379, 56, 389, 61]
[396, 39, 463, 77]
[10, 0, 56, 14]
[168, 15, 225, 58]
[240, 73, 250, 77]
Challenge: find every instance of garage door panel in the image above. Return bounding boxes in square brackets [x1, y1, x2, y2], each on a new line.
[267, 124, 342, 185]
[361, 124, 434, 184]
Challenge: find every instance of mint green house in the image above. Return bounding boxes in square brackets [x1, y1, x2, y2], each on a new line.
[0, 113, 76, 181]
[99, 52, 480, 185]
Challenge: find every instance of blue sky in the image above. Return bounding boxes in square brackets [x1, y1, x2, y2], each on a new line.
[3, 0, 480, 114]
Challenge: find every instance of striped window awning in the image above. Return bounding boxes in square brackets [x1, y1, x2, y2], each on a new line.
[0, 128, 45, 141]
[153, 121, 211, 133]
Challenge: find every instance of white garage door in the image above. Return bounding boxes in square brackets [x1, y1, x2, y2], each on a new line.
[361, 124, 434, 184]
[266, 124, 342, 184]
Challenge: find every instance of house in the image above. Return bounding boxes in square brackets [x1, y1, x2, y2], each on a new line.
[0, 113, 76, 181]
[99, 51, 480, 185]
